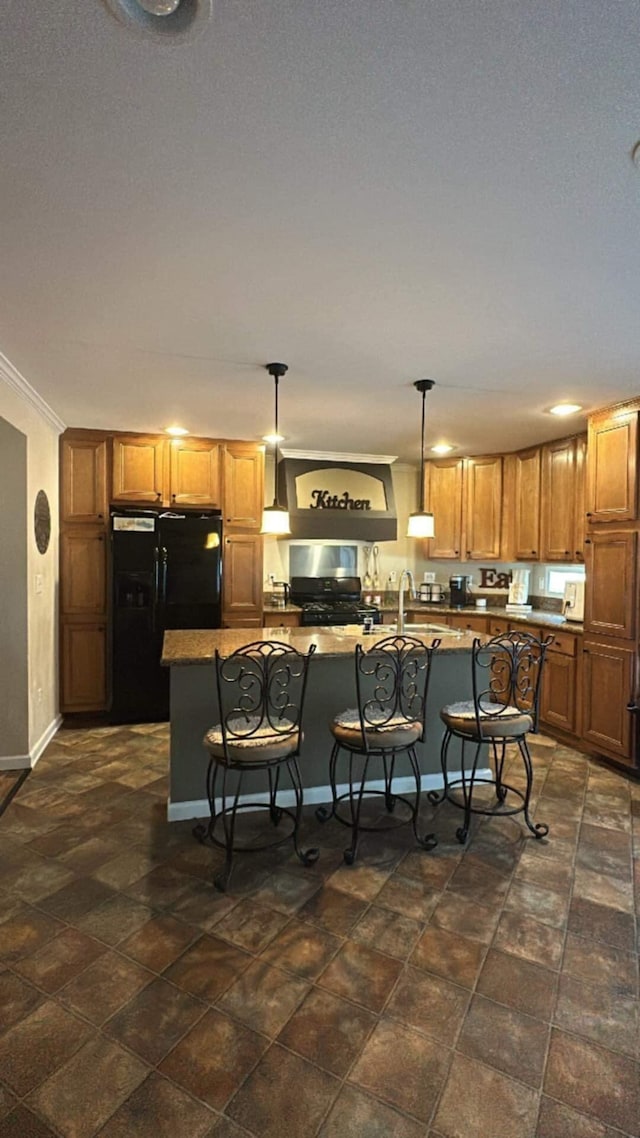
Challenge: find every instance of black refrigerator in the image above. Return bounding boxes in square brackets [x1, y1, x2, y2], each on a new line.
[110, 508, 223, 723]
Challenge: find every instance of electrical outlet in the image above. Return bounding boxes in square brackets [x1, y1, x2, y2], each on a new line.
[537, 575, 545, 591]
[35, 574, 43, 595]
[37, 687, 43, 704]
[388, 570, 397, 585]
[424, 571, 435, 584]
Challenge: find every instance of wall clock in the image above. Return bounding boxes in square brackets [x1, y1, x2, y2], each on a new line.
[34, 490, 51, 555]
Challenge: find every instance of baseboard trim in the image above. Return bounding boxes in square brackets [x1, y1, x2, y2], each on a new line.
[0, 714, 63, 771]
[167, 768, 491, 823]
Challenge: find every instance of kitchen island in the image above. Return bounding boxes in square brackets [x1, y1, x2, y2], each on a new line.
[161, 624, 478, 821]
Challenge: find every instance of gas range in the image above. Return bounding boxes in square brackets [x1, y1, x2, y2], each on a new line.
[289, 576, 382, 628]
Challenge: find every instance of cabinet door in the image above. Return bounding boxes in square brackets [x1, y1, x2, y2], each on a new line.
[60, 434, 108, 524]
[112, 435, 166, 504]
[586, 409, 638, 523]
[61, 622, 107, 711]
[540, 437, 577, 561]
[223, 444, 265, 531]
[513, 447, 541, 560]
[464, 456, 503, 560]
[581, 639, 635, 764]
[424, 459, 464, 559]
[60, 529, 107, 615]
[573, 435, 586, 563]
[448, 614, 487, 633]
[169, 438, 221, 507]
[539, 649, 577, 734]
[223, 534, 264, 621]
[584, 530, 637, 640]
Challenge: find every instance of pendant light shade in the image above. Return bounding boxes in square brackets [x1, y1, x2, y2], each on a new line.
[407, 379, 436, 539]
[261, 362, 291, 536]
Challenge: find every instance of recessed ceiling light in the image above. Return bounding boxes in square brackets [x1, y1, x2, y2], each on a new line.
[102, 0, 211, 39]
[549, 403, 583, 417]
[431, 443, 454, 454]
[262, 433, 285, 445]
[138, 0, 181, 13]
[165, 425, 189, 436]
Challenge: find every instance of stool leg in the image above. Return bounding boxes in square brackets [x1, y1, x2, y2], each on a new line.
[344, 750, 370, 866]
[215, 765, 243, 892]
[456, 739, 483, 845]
[383, 750, 397, 812]
[518, 737, 549, 839]
[193, 757, 217, 845]
[268, 765, 282, 826]
[428, 727, 452, 806]
[407, 744, 437, 851]
[287, 757, 320, 866]
[493, 739, 508, 802]
[316, 739, 339, 823]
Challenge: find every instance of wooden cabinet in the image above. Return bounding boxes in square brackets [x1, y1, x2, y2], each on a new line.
[540, 436, 586, 562]
[223, 535, 264, 626]
[424, 459, 464, 559]
[61, 433, 108, 523]
[223, 443, 265, 531]
[586, 408, 638, 524]
[111, 434, 222, 508]
[60, 529, 106, 615]
[168, 438, 220, 507]
[582, 638, 636, 764]
[464, 455, 503, 560]
[513, 447, 541, 560]
[111, 434, 167, 504]
[584, 530, 637, 640]
[539, 630, 579, 735]
[488, 618, 510, 636]
[61, 623, 107, 711]
[262, 610, 301, 628]
[448, 614, 488, 634]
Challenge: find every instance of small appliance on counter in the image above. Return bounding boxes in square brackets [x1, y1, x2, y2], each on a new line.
[506, 568, 532, 614]
[418, 582, 444, 603]
[270, 581, 290, 608]
[449, 575, 473, 608]
[563, 579, 585, 622]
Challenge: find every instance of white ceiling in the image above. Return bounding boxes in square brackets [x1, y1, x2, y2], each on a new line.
[2, 0, 639, 460]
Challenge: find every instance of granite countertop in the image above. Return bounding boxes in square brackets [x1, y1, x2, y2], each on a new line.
[162, 624, 477, 666]
[261, 601, 582, 634]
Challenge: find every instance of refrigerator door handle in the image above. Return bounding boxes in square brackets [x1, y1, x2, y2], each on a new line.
[152, 547, 160, 632]
[160, 546, 168, 604]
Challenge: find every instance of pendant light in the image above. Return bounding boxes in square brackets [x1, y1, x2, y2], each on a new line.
[407, 379, 436, 539]
[261, 362, 291, 536]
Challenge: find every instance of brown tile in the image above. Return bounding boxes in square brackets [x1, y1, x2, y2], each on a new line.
[577, 823, 632, 877]
[433, 1052, 539, 1138]
[0, 1000, 92, 1096]
[59, 951, 153, 1024]
[165, 879, 240, 930]
[57, 835, 126, 874]
[409, 924, 487, 988]
[299, 885, 368, 935]
[431, 892, 499, 945]
[536, 1095, 617, 1138]
[562, 931, 639, 993]
[119, 914, 199, 971]
[249, 869, 322, 913]
[324, 862, 391, 902]
[105, 977, 205, 1064]
[209, 1119, 250, 1138]
[219, 959, 309, 1036]
[504, 878, 570, 928]
[399, 848, 461, 888]
[447, 858, 511, 908]
[213, 900, 290, 953]
[0, 1083, 18, 1122]
[37, 876, 117, 922]
[458, 994, 549, 1088]
[0, 1105, 58, 1137]
[494, 910, 564, 969]
[124, 864, 200, 908]
[73, 894, 155, 945]
[0, 969, 43, 1031]
[92, 848, 165, 890]
[98, 1072, 215, 1138]
[318, 1084, 425, 1138]
[476, 949, 557, 1021]
[349, 1017, 451, 1123]
[544, 1028, 640, 1134]
[6, 854, 77, 902]
[568, 896, 636, 952]
[374, 874, 441, 921]
[317, 939, 402, 1013]
[159, 1008, 267, 1109]
[278, 987, 376, 1076]
[573, 864, 635, 913]
[14, 927, 105, 993]
[163, 934, 251, 1000]
[554, 972, 639, 1058]
[227, 1043, 339, 1137]
[514, 849, 573, 893]
[27, 1035, 148, 1138]
[351, 904, 423, 959]
[260, 917, 341, 978]
[0, 906, 65, 964]
[387, 965, 470, 1044]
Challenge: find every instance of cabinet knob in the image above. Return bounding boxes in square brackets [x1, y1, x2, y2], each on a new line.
[98, 535, 104, 542]
[156, 491, 162, 501]
[172, 494, 176, 503]
[98, 513, 103, 520]
[454, 549, 459, 555]
[564, 550, 570, 556]
[531, 550, 537, 556]
[584, 538, 592, 545]
[586, 512, 593, 518]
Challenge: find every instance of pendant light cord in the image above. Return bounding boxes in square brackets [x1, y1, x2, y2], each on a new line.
[273, 375, 281, 507]
[419, 384, 426, 513]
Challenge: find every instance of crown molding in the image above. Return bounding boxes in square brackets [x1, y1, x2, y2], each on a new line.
[280, 449, 397, 464]
[0, 351, 66, 433]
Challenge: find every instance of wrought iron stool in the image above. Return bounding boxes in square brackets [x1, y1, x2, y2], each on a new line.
[318, 634, 440, 865]
[428, 630, 552, 844]
[195, 640, 318, 891]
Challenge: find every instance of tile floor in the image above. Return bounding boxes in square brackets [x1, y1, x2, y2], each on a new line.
[0, 725, 638, 1137]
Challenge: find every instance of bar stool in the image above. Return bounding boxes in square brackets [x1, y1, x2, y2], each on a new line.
[318, 634, 440, 865]
[195, 640, 317, 891]
[428, 630, 552, 844]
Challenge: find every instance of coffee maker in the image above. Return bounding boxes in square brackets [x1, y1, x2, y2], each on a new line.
[449, 575, 472, 608]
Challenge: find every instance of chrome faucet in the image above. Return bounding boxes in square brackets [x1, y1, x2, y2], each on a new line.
[397, 569, 415, 633]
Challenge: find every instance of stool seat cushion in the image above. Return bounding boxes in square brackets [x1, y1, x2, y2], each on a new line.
[331, 708, 422, 749]
[440, 700, 532, 739]
[204, 717, 300, 764]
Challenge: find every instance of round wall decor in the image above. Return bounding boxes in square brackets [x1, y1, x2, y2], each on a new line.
[34, 490, 51, 555]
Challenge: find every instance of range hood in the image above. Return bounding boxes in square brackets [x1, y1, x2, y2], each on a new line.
[277, 453, 398, 541]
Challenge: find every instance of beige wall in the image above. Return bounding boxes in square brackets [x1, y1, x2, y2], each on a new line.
[0, 369, 61, 766]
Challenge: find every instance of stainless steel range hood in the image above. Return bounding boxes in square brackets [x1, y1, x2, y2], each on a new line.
[277, 453, 398, 541]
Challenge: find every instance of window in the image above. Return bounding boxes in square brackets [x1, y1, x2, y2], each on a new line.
[545, 566, 586, 597]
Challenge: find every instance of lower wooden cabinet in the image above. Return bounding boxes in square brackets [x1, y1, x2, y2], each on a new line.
[61, 622, 107, 711]
[539, 637, 578, 735]
[448, 614, 488, 634]
[581, 637, 636, 765]
[262, 611, 301, 628]
[222, 534, 263, 626]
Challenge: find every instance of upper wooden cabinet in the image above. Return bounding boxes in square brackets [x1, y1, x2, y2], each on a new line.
[513, 447, 541, 560]
[61, 433, 108, 523]
[540, 435, 586, 562]
[464, 455, 503, 560]
[424, 459, 464, 559]
[223, 443, 265, 531]
[168, 438, 220, 507]
[111, 435, 167, 504]
[584, 529, 637, 640]
[586, 408, 638, 524]
[222, 534, 263, 625]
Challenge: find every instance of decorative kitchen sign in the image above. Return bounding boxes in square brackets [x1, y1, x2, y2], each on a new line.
[34, 490, 51, 554]
[278, 459, 397, 540]
[478, 568, 513, 589]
